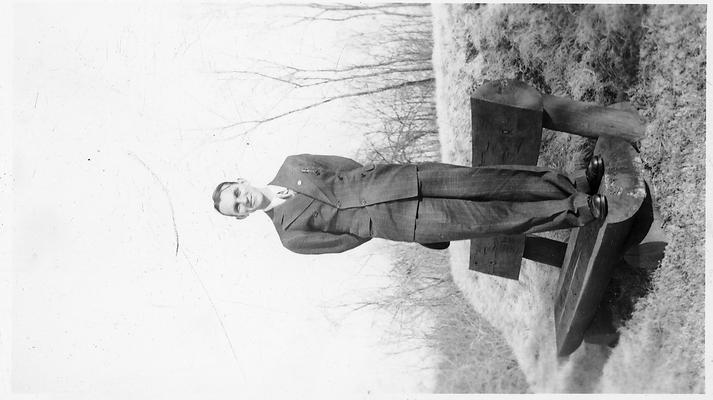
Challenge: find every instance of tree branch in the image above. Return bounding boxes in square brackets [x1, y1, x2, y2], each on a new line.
[216, 78, 434, 133]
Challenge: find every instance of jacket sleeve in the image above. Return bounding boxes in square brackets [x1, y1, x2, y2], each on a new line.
[275, 226, 370, 254]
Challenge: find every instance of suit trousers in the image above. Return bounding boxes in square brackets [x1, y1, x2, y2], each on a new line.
[413, 163, 593, 243]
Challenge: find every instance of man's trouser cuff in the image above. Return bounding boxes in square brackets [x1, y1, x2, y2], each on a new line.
[572, 170, 591, 194]
[573, 192, 594, 222]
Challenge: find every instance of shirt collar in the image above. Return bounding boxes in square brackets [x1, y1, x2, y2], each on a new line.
[263, 185, 288, 212]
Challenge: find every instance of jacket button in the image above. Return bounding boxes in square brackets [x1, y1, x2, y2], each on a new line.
[336, 200, 341, 208]
[297, 180, 302, 185]
[361, 199, 367, 205]
[313, 211, 319, 217]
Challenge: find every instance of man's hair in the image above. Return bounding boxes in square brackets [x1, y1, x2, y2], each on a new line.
[212, 181, 235, 213]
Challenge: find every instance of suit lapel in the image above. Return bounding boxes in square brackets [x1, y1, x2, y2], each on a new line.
[268, 193, 315, 230]
[268, 158, 336, 206]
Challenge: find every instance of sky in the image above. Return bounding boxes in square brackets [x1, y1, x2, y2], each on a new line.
[5, 3, 437, 397]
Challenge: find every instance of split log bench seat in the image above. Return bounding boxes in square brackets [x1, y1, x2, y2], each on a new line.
[468, 79, 657, 357]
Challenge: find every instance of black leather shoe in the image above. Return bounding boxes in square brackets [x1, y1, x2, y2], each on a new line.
[588, 194, 608, 221]
[585, 155, 605, 194]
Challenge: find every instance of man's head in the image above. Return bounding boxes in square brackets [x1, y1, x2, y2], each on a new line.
[212, 178, 270, 219]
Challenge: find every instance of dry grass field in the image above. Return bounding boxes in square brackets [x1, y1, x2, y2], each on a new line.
[375, 243, 530, 393]
[430, 4, 705, 393]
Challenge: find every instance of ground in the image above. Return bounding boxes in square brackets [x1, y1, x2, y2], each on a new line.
[431, 4, 705, 393]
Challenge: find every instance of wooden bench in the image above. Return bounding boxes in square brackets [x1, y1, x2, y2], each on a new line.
[469, 79, 657, 356]
[469, 80, 545, 280]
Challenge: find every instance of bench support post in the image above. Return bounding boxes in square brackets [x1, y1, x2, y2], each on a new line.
[469, 79, 544, 280]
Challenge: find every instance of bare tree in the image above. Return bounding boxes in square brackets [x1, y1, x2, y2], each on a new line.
[354, 81, 439, 163]
[214, 3, 438, 162]
[267, 3, 432, 23]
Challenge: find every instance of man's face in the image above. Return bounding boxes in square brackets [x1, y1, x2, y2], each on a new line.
[216, 180, 267, 219]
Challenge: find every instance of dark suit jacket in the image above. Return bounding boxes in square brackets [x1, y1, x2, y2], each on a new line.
[265, 154, 441, 254]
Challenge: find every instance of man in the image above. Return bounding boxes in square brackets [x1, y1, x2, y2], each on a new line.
[213, 154, 607, 254]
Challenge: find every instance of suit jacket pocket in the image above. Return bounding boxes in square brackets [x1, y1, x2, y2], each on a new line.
[303, 203, 372, 238]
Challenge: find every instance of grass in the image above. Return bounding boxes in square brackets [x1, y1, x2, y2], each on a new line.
[365, 243, 530, 393]
[598, 5, 706, 392]
[432, 3, 705, 393]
